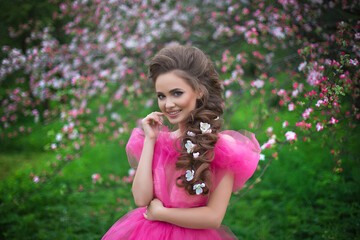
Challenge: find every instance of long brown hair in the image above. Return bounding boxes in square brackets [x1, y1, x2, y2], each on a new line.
[148, 45, 223, 195]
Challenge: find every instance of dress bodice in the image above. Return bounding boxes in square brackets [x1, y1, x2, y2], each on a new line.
[126, 127, 261, 208]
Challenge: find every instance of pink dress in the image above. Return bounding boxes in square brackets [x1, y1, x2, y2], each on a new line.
[102, 127, 261, 240]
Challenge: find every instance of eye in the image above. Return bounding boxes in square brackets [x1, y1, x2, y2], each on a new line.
[174, 91, 183, 97]
[157, 94, 165, 100]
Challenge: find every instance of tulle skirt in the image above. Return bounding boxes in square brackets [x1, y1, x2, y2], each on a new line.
[101, 207, 238, 240]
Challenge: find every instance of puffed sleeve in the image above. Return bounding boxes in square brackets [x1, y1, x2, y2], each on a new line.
[211, 130, 261, 192]
[125, 128, 145, 168]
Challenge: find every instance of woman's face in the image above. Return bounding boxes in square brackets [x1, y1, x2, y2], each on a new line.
[155, 72, 199, 127]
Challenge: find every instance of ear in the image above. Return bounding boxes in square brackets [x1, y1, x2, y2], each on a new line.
[197, 90, 204, 99]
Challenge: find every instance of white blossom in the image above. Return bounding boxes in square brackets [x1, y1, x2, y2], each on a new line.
[200, 122, 212, 134]
[193, 183, 206, 195]
[185, 170, 194, 181]
[285, 131, 297, 141]
[187, 131, 196, 137]
[185, 140, 195, 153]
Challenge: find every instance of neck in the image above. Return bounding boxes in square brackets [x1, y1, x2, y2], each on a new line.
[176, 123, 186, 136]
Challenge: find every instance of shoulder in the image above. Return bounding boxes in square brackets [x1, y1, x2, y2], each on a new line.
[126, 126, 178, 153]
[216, 129, 260, 153]
[211, 129, 261, 192]
[127, 126, 173, 143]
[212, 129, 261, 167]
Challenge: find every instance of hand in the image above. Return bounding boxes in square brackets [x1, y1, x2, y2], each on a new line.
[143, 198, 165, 221]
[142, 112, 164, 140]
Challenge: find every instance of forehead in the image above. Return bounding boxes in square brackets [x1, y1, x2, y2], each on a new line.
[155, 72, 193, 92]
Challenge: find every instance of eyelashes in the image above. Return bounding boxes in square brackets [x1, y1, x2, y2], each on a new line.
[157, 91, 183, 100]
[174, 91, 183, 97]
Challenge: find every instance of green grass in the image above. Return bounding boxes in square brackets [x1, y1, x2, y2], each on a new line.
[0, 142, 134, 240]
[0, 151, 52, 181]
[1, 77, 357, 236]
[224, 138, 360, 240]
[1, 107, 359, 239]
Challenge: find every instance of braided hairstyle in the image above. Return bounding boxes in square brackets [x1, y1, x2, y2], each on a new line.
[148, 45, 223, 196]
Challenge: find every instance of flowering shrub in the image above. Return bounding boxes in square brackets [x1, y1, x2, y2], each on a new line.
[207, 0, 359, 193]
[0, 0, 359, 197]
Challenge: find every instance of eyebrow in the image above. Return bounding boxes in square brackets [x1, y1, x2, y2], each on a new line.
[156, 88, 183, 95]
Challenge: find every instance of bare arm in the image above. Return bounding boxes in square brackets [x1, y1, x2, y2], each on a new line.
[131, 112, 163, 207]
[144, 172, 234, 229]
[131, 137, 156, 207]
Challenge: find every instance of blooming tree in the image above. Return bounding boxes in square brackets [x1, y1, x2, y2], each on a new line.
[0, 0, 359, 197]
[207, 0, 359, 194]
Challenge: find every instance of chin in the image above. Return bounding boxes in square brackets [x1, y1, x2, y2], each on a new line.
[166, 115, 187, 125]
[168, 118, 182, 125]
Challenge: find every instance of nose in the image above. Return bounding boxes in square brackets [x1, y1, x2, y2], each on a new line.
[165, 98, 175, 108]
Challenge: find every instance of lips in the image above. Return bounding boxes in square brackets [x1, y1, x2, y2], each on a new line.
[167, 110, 182, 117]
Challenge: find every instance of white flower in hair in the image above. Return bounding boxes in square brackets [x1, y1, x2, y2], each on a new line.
[185, 170, 194, 181]
[187, 131, 196, 137]
[193, 183, 206, 195]
[193, 152, 200, 159]
[185, 140, 195, 153]
[200, 122, 212, 134]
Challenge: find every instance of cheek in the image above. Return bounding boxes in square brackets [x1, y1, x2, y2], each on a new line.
[183, 95, 197, 110]
[158, 100, 164, 111]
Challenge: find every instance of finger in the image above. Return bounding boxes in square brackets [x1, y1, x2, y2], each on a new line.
[145, 114, 162, 123]
[143, 212, 148, 219]
[147, 112, 164, 119]
[144, 117, 160, 126]
[150, 118, 163, 126]
[153, 111, 164, 116]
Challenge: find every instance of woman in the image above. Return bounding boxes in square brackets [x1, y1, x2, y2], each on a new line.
[102, 45, 261, 239]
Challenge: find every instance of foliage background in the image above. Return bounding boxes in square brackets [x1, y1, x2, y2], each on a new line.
[1, 0, 359, 239]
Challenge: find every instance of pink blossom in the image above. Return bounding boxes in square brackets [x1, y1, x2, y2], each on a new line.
[285, 131, 297, 141]
[271, 26, 285, 39]
[74, 142, 80, 150]
[296, 121, 312, 130]
[128, 168, 136, 177]
[225, 90, 232, 98]
[260, 136, 276, 150]
[349, 59, 358, 66]
[306, 69, 322, 86]
[330, 117, 338, 124]
[316, 122, 323, 131]
[251, 79, 264, 88]
[315, 100, 324, 107]
[302, 108, 314, 120]
[266, 127, 273, 134]
[282, 121, 288, 128]
[277, 89, 286, 96]
[33, 176, 40, 183]
[292, 89, 299, 97]
[242, 8, 250, 15]
[122, 176, 133, 183]
[288, 102, 295, 111]
[92, 173, 101, 183]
